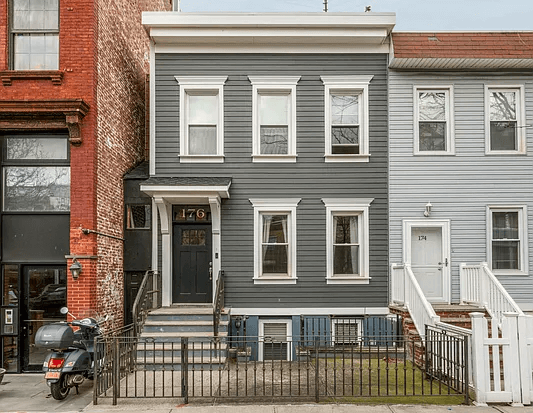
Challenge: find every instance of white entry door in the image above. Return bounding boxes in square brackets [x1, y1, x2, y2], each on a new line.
[403, 220, 450, 303]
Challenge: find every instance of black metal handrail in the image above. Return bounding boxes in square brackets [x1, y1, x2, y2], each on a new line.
[213, 269, 225, 340]
[132, 270, 161, 337]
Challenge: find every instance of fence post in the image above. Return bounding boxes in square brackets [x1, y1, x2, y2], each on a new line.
[502, 313, 523, 406]
[470, 312, 488, 406]
[518, 315, 532, 405]
[93, 336, 99, 406]
[463, 334, 470, 405]
[314, 337, 319, 403]
[113, 338, 120, 405]
[181, 338, 189, 404]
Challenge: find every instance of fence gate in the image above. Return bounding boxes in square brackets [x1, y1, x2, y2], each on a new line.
[470, 312, 533, 405]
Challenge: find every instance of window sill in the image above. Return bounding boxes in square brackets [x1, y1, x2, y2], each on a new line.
[252, 155, 297, 163]
[325, 154, 370, 163]
[485, 151, 527, 156]
[180, 155, 224, 163]
[0, 70, 63, 86]
[254, 276, 297, 285]
[491, 269, 528, 276]
[326, 276, 371, 285]
[414, 151, 455, 156]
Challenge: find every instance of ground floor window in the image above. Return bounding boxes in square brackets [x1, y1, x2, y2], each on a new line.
[488, 206, 528, 273]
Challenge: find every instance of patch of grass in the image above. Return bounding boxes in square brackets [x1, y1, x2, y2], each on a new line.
[315, 357, 469, 404]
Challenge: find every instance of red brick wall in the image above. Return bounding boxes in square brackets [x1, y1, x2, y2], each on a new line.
[0, 0, 169, 326]
[94, 0, 169, 330]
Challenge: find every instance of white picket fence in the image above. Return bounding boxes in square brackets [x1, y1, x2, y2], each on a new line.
[471, 312, 533, 405]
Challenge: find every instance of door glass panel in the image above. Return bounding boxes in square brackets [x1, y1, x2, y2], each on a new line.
[2, 265, 19, 306]
[3, 336, 18, 372]
[25, 267, 66, 369]
[182, 229, 206, 246]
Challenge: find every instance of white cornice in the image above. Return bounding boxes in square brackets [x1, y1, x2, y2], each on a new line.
[389, 57, 533, 70]
[143, 12, 395, 52]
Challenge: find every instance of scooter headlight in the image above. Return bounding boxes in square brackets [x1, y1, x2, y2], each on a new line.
[48, 357, 65, 369]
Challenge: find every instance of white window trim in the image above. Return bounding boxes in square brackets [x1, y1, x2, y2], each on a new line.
[484, 85, 526, 155]
[322, 75, 373, 163]
[258, 319, 293, 362]
[413, 86, 455, 156]
[487, 205, 528, 275]
[249, 76, 300, 162]
[250, 198, 300, 284]
[322, 198, 373, 284]
[331, 318, 362, 346]
[175, 76, 227, 163]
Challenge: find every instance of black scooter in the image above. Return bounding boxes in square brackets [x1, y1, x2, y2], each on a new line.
[35, 307, 106, 400]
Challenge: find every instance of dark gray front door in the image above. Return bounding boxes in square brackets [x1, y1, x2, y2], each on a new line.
[173, 224, 212, 303]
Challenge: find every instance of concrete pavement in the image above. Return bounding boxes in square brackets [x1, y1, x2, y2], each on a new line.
[2, 374, 533, 413]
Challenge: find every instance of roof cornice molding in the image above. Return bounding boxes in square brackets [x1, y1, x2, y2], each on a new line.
[143, 12, 395, 51]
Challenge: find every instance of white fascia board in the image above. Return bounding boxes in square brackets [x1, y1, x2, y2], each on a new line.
[140, 185, 231, 200]
[228, 307, 391, 316]
[153, 43, 391, 54]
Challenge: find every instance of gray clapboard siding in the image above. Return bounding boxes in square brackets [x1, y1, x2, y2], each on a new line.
[153, 54, 389, 308]
[389, 70, 533, 305]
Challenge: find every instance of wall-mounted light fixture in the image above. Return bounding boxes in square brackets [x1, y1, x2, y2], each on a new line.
[70, 258, 82, 280]
[424, 201, 432, 217]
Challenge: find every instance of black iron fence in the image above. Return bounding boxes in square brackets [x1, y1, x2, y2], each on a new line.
[93, 331, 470, 405]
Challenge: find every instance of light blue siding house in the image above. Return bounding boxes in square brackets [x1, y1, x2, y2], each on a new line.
[389, 32, 533, 314]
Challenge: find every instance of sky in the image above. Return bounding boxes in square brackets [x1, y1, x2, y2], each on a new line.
[176, 0, 533, 31]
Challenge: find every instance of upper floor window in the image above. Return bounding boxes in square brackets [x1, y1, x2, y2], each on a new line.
[11, 0, 59, 70]
[249, 76, 299, 162]
[3, 134, 70, 212]
[175, 76, 227, 163]
[414, 87, 454, 155]
[487, 206, 528, 275]
[250, 198, 300, 284]
[322, 76, 373, 162]
[485, 86, 526, 154]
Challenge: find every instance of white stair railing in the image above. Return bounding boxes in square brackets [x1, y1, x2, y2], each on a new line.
[391, 263, 440, 338]
[460, 262, 524, 326]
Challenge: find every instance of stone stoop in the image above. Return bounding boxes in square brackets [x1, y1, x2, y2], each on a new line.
[137, 304, 230, 370]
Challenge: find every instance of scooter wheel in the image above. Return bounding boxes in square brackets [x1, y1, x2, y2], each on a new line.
[50, 379, 70, 400]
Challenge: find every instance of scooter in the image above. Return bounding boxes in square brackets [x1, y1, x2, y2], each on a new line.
[35, 307, 106, 400]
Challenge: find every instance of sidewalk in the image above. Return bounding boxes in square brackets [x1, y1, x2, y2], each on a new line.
[2, 374, 533, 413]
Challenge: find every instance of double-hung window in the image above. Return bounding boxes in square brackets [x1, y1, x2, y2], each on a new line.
[175, 76, 227, 163]
[250, 198, 300, 284]
[249, 76, 299, 162]
[488, 206, 528, 274]
[485, 86, 526, 154]
[323, 198, 373, 284]
[414, 87, 454, 155]
[11, 0, 59, 70]
[322, 76, 372, 162]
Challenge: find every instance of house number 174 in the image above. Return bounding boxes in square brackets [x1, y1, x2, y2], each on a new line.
[418, 235, 427, 240]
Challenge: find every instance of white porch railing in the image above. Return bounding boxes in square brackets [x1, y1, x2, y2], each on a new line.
[391, 263, 440, 338]
[460, 262, 524, 326]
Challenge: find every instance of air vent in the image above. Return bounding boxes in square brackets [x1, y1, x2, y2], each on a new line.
[332, 319, 361, 346]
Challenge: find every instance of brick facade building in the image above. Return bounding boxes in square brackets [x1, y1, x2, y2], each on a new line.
[0, 0, 170, 373]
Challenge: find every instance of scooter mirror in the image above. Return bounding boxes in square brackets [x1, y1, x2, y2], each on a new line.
[60, 307, 69, 315]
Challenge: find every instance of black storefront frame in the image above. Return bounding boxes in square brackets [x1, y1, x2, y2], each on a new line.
[0, 132, 71, 373]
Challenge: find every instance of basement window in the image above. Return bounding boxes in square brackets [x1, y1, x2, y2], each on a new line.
[331, 318, 362, 346]
[259, 319, 292, 361]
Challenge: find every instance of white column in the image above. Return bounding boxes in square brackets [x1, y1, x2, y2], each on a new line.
[154, 197, 172, 307]
[209, 196, 221, 304]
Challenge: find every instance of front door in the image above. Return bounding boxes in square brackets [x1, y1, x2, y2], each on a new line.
[172, 224, 212, 303]
[404, 220, 450, 303]
[22, 266, 66, 371]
